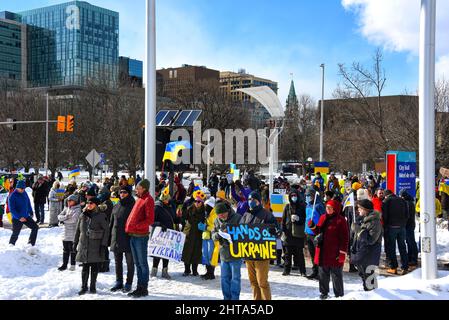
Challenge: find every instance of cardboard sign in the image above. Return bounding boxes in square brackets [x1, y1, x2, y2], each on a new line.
[0, 193, 7, 206]
[149, 227, 186, 263]
[273, 189, 287, 195]
[227, 224, 277, 260]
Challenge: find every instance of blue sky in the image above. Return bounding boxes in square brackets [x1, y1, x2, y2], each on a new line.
[3, 0, 440, 104]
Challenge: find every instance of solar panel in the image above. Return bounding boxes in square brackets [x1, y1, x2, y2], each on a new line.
[159, 110, 178, 126]
[173, 110, 192, 127]
[156, 110, 169, 126]
[183, 110, 202, 126]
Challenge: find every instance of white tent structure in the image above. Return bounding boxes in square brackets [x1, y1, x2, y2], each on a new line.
[237, 86, 285, 196]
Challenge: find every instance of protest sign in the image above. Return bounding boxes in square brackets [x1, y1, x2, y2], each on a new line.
[0, 193, 7, 206]
[149, 227, 186, 263]
[227, 224, 277, 260]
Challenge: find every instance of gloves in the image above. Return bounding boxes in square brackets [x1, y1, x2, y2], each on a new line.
[337, 251, 346, 264]
[291, 215, 299, 222]
[198, 222, 206, 232]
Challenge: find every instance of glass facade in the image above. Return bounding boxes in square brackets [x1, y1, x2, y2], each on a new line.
[128, 58, 142, 78]
[18, 1, 119, 88]
[0, 19, 22, 81]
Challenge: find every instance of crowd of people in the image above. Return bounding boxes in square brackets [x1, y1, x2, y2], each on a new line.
[0, 168, 447, 300]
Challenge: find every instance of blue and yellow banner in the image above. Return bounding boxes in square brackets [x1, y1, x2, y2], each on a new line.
[314, 162, 330, 175]
[69, 168, 80, 179]
[163, 141, 192, 163]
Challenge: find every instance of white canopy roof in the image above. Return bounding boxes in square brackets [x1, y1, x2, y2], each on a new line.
[237, 86, 285, 118]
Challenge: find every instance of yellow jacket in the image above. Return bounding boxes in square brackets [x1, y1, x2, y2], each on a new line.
[202, 208, 217, 240]
[416, 198, 442, 217]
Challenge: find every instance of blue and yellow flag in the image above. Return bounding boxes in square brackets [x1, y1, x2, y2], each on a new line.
[440, 180, 449, 196]
[230, 163, 237, 174]
[69, 168, 80, 179]
[163, 141, 192, 162]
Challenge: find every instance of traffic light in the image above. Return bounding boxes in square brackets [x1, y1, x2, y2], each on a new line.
[66, 115, 74, 132]
[57, 116, 66, 132]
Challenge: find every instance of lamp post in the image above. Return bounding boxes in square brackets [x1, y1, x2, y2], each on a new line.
[320, 64, 325, 162]
[145, 0, 156, 197]
[419, 0, 437, 280]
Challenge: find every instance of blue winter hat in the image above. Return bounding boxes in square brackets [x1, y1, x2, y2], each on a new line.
[16, 180, 26, 189]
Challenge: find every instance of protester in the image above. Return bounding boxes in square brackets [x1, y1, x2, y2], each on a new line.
[240, 191, 278, 301]
[212, 202, 243, 300]
[57, 194, 81, 271]
[32, 175, 49, 224]
[125, 179, 154, 298]
[73, 197, 109, 295]
[350, 199, 383, 291]
[383, 190, 409, 275]
[48, 181, 64, 227]
[208, 173, 219, 198]
[231, 180, 251, 216]
[182, 192, 205, 277]
[246, 170, 261, 192]
[281, 190, 307, 276]
[8, 180, 39, 247]
[98, 189, 114, 273]
[151, 188, 177, 280]
[304, 187, 325, 279]
[400, 189, 419, 269]
[110, 185, 135, 292]
[0, 182, 7, 228]
[312, 172, 325, 194]
[200, 197, 217, 280]
[308, 199, 349, 300]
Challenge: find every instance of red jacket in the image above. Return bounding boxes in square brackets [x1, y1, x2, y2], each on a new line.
[313, 213, 349, 268]
[372, 196, 384, 225]
[125, 192, 155, 236]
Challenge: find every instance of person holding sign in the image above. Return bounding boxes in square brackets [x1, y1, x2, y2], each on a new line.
[182, 192, 206, 277]
[281, 190, 307, 277]
[308, 200, 349, 300]
[151, 188, 178, 280]
[212, 202, 243, 300]
[240, 191, 279, 301]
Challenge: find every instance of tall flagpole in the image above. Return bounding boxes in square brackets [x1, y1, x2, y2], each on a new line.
[145, 0, 156, 197]
[419, 0, 437, 280]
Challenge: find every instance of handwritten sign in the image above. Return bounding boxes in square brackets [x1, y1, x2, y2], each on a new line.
[227, 224, 276, 260]
[149, 227, 186, 263]
[0, 193, 7, 206]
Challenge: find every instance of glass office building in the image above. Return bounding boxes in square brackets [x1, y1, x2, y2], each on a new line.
[119, 56, 143, 87]
[18, 1, 119, 88]
[0, 17, 24, 82]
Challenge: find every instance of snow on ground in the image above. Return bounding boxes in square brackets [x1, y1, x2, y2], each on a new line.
[2, 225, 449, 300]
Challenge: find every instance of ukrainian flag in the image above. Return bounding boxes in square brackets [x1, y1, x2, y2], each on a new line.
[230, 163, 237, 174]
[440, 180, 449, 196]
[163, 141, 192, 162]
[271, 194, 288, 219]
[69, 168, 80, 179]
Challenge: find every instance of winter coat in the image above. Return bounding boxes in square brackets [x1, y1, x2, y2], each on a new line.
[203, 207, 217, 240]
[212, 211, 242, 262]
[49, 188, 63, 225]
[371, 196, 383, 213]
[247, 174, 261, 192]
[58, 204, 81, 242]
[182, 204, 205, 264]
[8, 189, 33, 220]
[32, 181, 48, 204]
[231, 185, 251, 215]
[74, 208, 110, 263]
[240, 205, 278, 226]
[282, 202, 306, 247]
[402, 194, 416, 230]
[154, 201, 176, 230]
[125, 192, 155, 236]
[313, 213, 349, 268]
[305, 199, 325, 236]
[208, 176, 219, 194]
[174, 183, 187, 206]
[110, 196, 135, 253]
[350, 211, 383, 267]
[441, 192, 449, 211]
[382, 195, 408, 228]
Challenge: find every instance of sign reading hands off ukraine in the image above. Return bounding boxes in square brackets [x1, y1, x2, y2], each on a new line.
[227, 224, 277, 260]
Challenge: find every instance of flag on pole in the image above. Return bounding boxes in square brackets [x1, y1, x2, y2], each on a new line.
[439, 180, 449, 196]
[343, 192, 355, 211]
[69, 168, 80, 179]
[230, 163, 237, 174]
[163, 141, 192, 162]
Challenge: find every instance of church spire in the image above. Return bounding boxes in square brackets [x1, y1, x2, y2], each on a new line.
[286, 80, 298, 108]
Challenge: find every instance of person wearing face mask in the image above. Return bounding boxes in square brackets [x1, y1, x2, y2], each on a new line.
[212, 202, 243, 300]
[151, 188, 178, 280]
[182, 192, 206, 277]
[240, 191, 279, 301]
[230, 180, 251, 216]
[281, 190, 307, 276]
[308, 200, 349, 300]
[200, 197, 218, 280]
[304, 187, 325, 280]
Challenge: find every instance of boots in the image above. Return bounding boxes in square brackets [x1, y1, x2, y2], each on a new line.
[192, 264, 199, 277]
[183, 264, 191, 277]
[161, 267, 171, 280]
[306, 266, 319, 280]
[58, 251, 70, 271]
[349, 264, 358, 273]
[129, 285, 148, 298]
[208, 266, 215, 280]
[111, 281, 123, 292]
[201, 266, 215, 280]
[90, 266, 98, 294]
[78, 265, 89, 295]
[150, 267, 158, 278]
[283, 267, 291, 276]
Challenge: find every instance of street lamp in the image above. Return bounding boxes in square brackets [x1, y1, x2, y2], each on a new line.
[320, 64, 325, 162]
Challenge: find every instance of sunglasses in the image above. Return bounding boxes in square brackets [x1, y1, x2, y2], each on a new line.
[195, 200, 203, 204]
